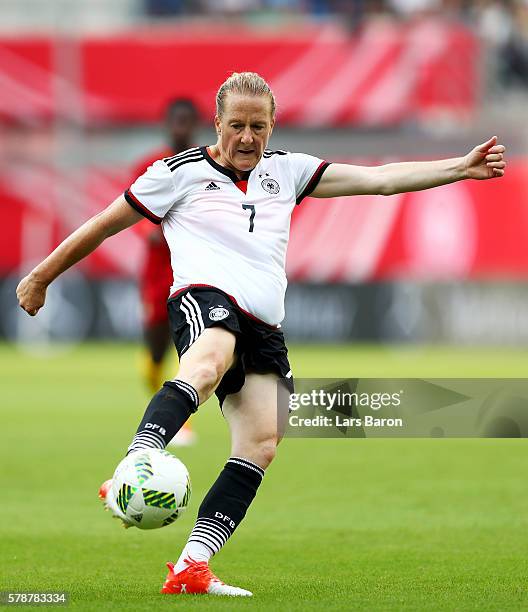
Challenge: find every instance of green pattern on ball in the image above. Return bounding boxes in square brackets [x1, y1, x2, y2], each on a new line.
[180, 475, 191, 508]
[142, 488, 177, 509]
[134, 454, 154, 485]
[162, 510, 180, 526]
[116, 484, 137, 514]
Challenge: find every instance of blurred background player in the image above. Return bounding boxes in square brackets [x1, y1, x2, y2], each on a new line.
[132, 98, 200, 445]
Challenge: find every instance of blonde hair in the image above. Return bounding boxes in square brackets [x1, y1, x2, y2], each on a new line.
[216, 72, 276, 118]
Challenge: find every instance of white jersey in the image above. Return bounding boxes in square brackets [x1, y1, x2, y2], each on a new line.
[125, 146, 329, 326]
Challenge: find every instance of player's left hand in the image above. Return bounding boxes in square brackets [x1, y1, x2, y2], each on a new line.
[464, 136, 506, 180]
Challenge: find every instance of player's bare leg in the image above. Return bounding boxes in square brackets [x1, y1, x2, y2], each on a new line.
[174, 328, 236, 403]
[164, 372, 282, 596]
[224, 372, 282, 468]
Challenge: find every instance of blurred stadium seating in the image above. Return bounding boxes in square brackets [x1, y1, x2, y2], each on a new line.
[1, 0, 527, 344]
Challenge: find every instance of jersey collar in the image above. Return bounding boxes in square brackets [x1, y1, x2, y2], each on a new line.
[202, 146, 253, 184]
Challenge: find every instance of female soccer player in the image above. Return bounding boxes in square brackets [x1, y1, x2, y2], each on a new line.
[17, 72, 506, 597]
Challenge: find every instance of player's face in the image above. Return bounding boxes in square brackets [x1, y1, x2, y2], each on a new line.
[215, 93, 274, 173]
[166, 106, 198, 150]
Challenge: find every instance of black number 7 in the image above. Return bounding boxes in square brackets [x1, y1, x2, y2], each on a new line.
[242, 204, 256, 232]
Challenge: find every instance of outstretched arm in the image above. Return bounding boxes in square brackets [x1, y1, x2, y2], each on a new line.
[17, 195, 143, 316]
[312, 136, 506, 198]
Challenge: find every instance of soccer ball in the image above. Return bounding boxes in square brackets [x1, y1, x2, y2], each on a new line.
[110, 449, 191, 530]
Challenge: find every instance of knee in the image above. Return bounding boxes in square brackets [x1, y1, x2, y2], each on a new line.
[190, 352, 230, 396]
[251, 437, 278, 470]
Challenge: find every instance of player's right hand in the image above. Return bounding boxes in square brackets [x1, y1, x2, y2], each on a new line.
[16, 274, 47, 316]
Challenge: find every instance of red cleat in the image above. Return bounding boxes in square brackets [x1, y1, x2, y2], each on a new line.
[161, 559, 252, 597]
[98, 479, 112, 500]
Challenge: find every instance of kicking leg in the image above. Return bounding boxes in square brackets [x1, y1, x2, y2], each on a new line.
[128, 327, 236, 453]
[100, 327, 236, 523]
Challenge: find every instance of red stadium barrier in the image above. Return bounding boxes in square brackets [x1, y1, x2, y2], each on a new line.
[2, 160, 527, 281]
[0, 20, 478, 126]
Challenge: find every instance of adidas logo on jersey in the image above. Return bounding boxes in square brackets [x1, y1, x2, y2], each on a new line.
[205, 182, 220, 191]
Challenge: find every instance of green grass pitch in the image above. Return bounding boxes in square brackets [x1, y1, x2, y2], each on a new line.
[2, 342, 528, 610]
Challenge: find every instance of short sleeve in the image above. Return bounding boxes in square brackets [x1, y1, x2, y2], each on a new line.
[289, 153, 331, 205]
[124, 160, 177, 224]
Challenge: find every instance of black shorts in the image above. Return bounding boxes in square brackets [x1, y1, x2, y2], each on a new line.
[167, 286, 294, 407]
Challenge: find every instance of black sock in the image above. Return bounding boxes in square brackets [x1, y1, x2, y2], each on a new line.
[127, 380, 199, 454]
[187, 457, 264, 555]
